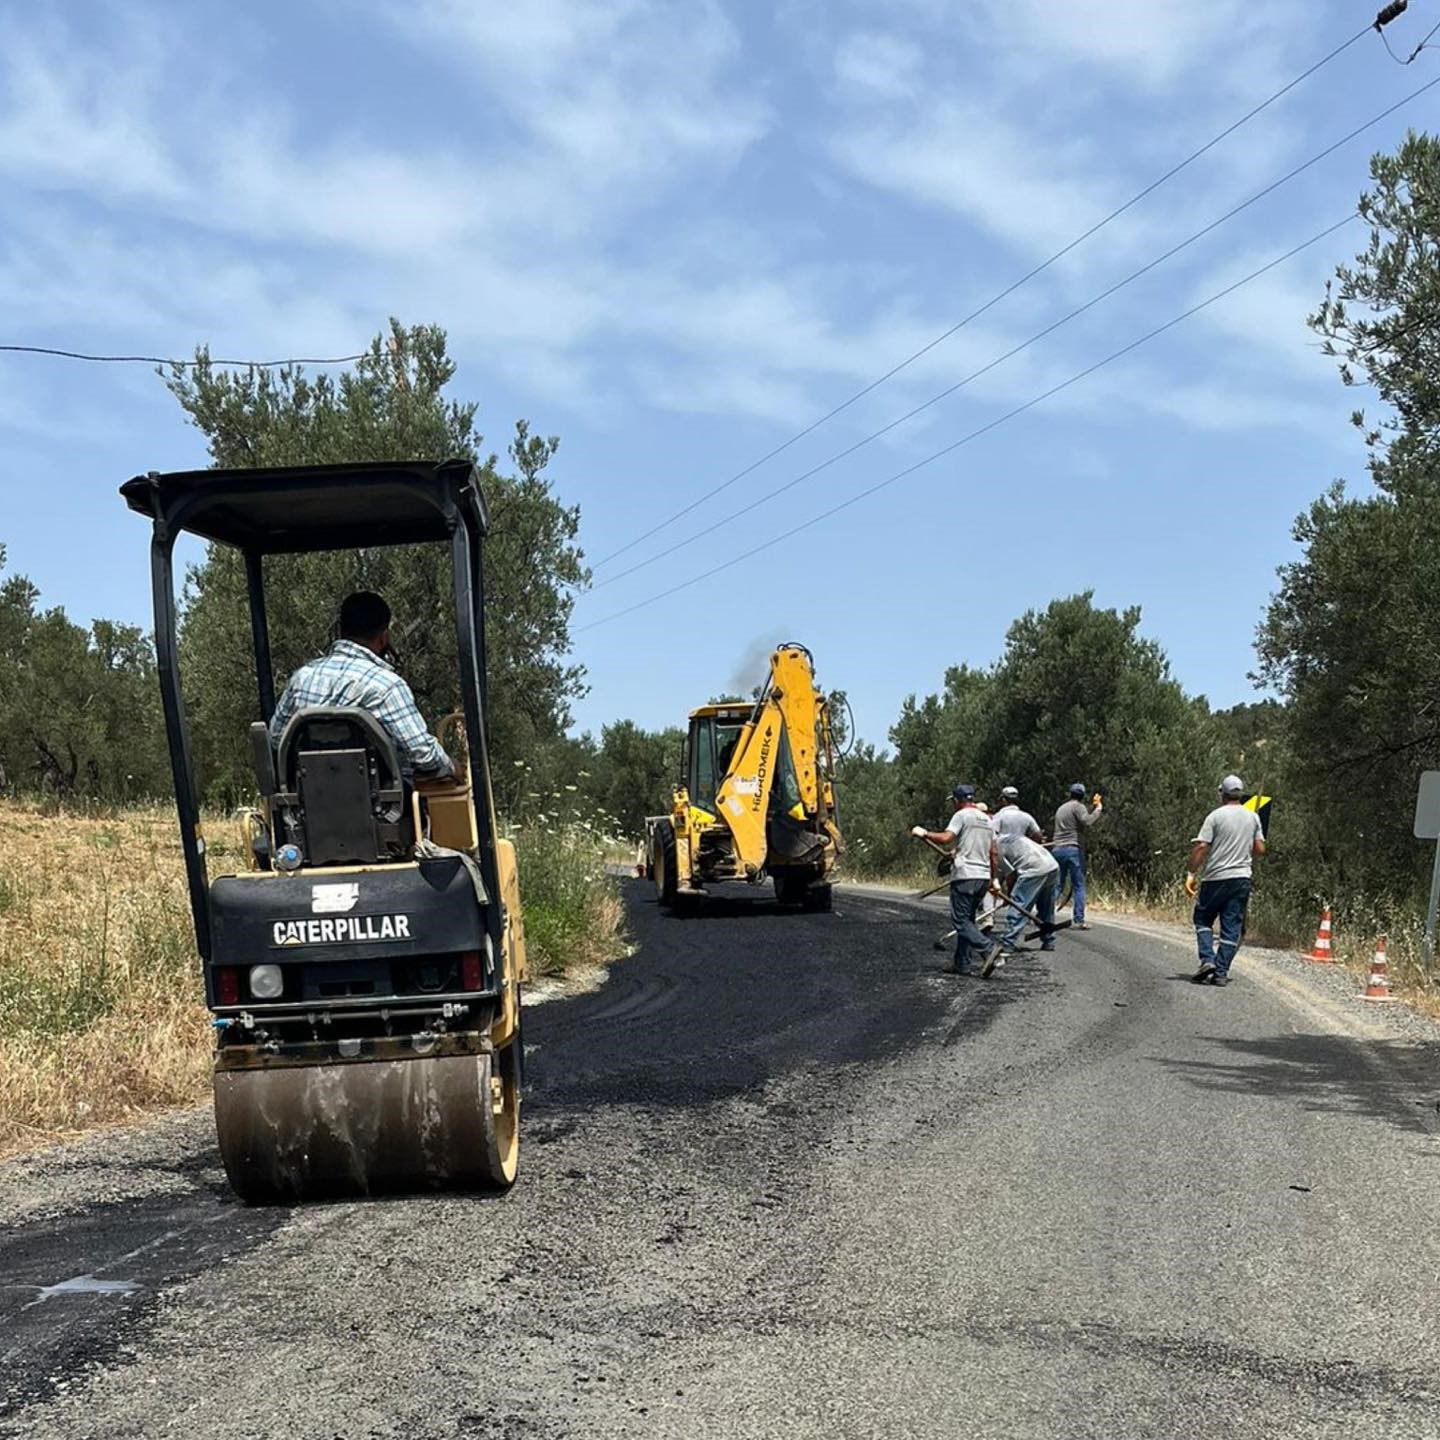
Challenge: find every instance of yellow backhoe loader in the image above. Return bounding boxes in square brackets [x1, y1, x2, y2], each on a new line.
[646, 643, 841, 911]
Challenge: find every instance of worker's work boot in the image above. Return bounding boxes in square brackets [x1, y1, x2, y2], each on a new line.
[1192, 962, 1218, 985]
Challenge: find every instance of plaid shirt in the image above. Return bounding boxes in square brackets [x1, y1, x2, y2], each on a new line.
[269, 640, 450, 779]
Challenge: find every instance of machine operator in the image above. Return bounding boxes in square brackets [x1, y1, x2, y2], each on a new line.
[269, 590, 456, 782]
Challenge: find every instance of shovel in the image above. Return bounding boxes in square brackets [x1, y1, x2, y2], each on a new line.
[913, 835, 1069, 948]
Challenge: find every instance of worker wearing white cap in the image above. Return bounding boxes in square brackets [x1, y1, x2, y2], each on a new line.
[1185, 775, 1266, 986]
[991, 785, 1043, 844]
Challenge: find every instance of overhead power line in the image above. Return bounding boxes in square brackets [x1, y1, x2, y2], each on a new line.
[575, 213, 1360, 636]
[590, 17, 1377, 571]
[0, 344, 367, 368]
[591, 74, 1440, 593]
[1380, 13, 1440, 64]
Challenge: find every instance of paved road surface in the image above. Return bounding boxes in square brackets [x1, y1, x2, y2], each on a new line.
[3, 882, 1439, 1438]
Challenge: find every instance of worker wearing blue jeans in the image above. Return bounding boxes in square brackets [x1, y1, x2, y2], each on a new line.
[1187, 776, 1266, 985]
[996, 830, 1061, 952]
[1192, 877, 1252, 979]
[1051, 783, 1103, 929]
[913, 784, 1000, 976]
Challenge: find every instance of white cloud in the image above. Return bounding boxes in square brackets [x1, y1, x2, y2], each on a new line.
[831, 99, 1132, 257]
[833, 31, 924, 100]
[889, 0, 1306, 88]
[392, 0, 767, 198]
[0, 0, 1353, 461]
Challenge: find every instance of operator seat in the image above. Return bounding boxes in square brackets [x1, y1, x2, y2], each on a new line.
[258, 706, 415, 866]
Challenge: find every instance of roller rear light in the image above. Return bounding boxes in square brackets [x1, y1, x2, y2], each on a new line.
[459, 951, 483, 992]
[213, 966, 241, 1007]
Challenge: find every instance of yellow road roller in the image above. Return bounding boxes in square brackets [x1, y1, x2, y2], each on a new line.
[121, 460, 526, 1203]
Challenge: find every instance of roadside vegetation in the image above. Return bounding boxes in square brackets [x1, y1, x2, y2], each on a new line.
[501, 764, 630, 977]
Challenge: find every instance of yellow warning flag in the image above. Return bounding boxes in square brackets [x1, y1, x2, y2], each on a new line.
[1243, 793, 1274, 838]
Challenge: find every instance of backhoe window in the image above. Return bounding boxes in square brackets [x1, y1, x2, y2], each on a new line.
[772, 731, 803, 816]
[689, 717, 746, 811]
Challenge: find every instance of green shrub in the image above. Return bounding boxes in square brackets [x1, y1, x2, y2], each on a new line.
[507, 803, 626, 977]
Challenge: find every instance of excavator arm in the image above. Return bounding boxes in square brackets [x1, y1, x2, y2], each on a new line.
[714, 644, 836, 876]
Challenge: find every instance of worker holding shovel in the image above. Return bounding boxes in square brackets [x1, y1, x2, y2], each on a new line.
[911, 784, 1000, 977]
[995, 829, 1061, 955]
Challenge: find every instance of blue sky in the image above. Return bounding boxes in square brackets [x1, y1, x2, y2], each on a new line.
[0, 1, 1434, 746]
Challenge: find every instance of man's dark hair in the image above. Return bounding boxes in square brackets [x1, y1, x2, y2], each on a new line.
[339, 591, 391, 642]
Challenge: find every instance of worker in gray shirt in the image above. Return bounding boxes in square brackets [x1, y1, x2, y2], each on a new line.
[912, 783, 1000, 978]
[1186, 775, 1266, 986]
[1052, 783, 1103, 929]
[991, 785, 1044, 844]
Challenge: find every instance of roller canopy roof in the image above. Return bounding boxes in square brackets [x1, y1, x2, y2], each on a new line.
[120, 459, 488, 553]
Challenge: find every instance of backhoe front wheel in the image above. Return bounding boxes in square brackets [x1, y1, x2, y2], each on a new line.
[652, 822, 679, 909]
[803, 883, 833, 913]
[774, 873, 807, 906]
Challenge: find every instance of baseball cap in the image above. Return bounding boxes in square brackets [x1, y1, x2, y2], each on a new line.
[1000, 785, 1019, 800]
[952, 783, 976, 801]
[1220, 774, 1244, 797]
[1069, 782, 1086, 797]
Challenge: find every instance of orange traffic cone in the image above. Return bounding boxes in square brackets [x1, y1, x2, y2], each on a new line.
[1307, 906, 1335, 963]
[1359, 935, 1396, 1003]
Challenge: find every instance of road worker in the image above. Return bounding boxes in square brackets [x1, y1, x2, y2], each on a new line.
[1186, 775, 1266, 986]
[1052, 782, 1103, 930]
[995, 829, 1061, 955]
[912, 784, 1000, 977]
[992, 785, 1044, 844]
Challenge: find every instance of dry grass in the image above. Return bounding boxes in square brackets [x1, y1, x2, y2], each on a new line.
[0, 801, 210, 1160]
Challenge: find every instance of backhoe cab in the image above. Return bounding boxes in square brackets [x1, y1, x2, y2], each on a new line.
[646, 643, 842, 911]
[121, 460, 526, 1203]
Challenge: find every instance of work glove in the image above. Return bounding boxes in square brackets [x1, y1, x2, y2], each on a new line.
[910, 825, 928, 839]
[1092, 796, 1104, 811]
[1183, 873, 1198, 898]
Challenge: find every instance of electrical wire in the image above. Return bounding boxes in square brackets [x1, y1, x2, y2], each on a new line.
[575, 214, 1359, 635]
[589, 19, 1375, 571]
[1385, 15, 1440, 63]
[0, 344, 367, 367]
[590, 74, 1440, 593]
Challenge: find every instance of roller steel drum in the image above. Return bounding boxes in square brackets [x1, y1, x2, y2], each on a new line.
[214, 1049, 519, 1204]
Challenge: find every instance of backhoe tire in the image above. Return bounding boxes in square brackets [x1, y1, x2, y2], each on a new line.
[774, 873, 807, 907]
[802, 883, 833, 913]
[652, 823, 679, 909]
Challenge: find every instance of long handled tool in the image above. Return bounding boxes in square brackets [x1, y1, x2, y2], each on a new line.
[912, 834, 1070, 947]
[931, 891, 1073, 949]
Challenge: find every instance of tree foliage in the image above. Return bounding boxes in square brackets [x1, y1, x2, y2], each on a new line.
[164, 321, 588, 801]
[843, 595, 1223, 882]
[0, 546, 169, 800]
[1259, 132, 1440, 893]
